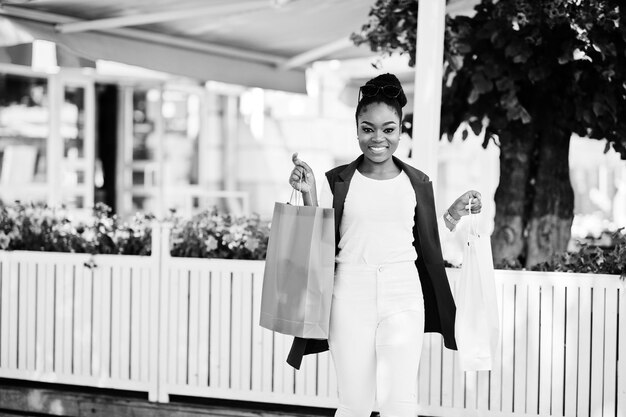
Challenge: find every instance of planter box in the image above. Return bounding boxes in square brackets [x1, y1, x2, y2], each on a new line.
[0, 244, 624, 416]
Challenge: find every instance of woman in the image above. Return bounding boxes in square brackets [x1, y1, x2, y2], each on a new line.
[287, 73, 481, 417]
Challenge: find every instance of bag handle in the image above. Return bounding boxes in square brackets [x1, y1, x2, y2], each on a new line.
[289, 173, 304, 206]
[467, 197, 480, 238]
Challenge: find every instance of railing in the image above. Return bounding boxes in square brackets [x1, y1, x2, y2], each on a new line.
[0, 223, 624, 416]
[0, 250, 159, 395]
[418, 270, 624, 417]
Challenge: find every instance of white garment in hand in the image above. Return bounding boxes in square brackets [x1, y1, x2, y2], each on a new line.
[455, 208, 500, 371]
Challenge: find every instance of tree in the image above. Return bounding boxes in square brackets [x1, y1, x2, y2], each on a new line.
[352, 0, 626, 267]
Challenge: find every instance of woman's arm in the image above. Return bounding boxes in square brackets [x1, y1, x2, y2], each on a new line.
[289, 152, 318, 207]
[443, 190, 483, 231]
[302, 188, 318, 207]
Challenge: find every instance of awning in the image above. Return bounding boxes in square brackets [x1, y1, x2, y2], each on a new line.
[1, 15, 308, 92]
[0, 0, 382, 93]
[0, 0, 478, 93]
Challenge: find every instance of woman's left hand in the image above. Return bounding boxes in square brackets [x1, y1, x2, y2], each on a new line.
[449, 190, 482, 218]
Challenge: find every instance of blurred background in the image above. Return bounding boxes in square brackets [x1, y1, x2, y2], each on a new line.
[1, 2, 625, 416]
[0, 0, 624, 265]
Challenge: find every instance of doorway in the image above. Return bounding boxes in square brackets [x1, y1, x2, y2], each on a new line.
[95, 83, 118, 212]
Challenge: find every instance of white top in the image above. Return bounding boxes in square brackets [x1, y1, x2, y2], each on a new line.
[319, 169, 417, 265]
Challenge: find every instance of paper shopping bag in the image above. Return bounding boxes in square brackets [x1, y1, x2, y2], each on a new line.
[259, 202, 335, 339]
[455, 201, 500, 371]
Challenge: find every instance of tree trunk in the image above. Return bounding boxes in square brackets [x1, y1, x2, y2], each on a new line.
[525, 129, 574, 268]
[491, 129, 536, 267]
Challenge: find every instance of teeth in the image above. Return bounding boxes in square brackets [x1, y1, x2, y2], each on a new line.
[370, 147, 386, 152]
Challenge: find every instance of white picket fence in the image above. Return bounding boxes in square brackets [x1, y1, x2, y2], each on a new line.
[0, 223, 624, 416]
[0, 250, 159, 395]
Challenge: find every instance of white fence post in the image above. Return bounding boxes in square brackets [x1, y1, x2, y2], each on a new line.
[148, 221, 162, 402]
[156, 221, 172, 403]
[617, 278, 626, 416]
[0, 251, 11, 369]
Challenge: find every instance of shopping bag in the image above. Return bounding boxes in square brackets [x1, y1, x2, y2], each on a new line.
[259, 194, 335, 339]
[455, 198, 500, 371]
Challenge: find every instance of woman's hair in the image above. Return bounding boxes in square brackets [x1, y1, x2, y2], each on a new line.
[355, 73, 407, 125]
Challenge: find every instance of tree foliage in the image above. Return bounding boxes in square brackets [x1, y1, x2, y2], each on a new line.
[353, 0, 626, 158]
[441, 0, 626, 158]
[353, 0, 626, 267]
[351, 0, 419, 66]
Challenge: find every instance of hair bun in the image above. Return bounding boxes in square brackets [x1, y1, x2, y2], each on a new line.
[365, 73, 407, 107]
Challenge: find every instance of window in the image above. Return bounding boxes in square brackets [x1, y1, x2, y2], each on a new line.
[0, 73, 49, 203]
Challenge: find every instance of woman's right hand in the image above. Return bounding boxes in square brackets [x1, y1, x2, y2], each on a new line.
[289, 152, 316, 195]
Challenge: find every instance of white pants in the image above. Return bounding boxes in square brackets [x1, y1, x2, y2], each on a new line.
[328, 262, 425, 417]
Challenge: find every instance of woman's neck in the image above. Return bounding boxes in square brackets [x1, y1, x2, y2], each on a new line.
[358, 157, 401, 180]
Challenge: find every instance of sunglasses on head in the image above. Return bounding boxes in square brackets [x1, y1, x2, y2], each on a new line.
[358, 84, 402, 102]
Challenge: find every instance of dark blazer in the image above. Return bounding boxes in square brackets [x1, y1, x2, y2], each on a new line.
[286, 154, 457, 370]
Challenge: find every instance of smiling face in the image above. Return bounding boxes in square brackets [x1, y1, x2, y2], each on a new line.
[357, 102, 401, 168]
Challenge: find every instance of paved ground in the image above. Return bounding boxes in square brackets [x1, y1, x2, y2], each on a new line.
[0, 379, 345, 417]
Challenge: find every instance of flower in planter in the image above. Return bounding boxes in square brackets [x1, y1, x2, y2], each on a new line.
[0, 201, 153, 255]
[0, 232, 9, 250]
[0, 201, 269, 259]
[205, 235, 219, 251]
[82, 228, 97, 243]
[168, 207, 269, 260]
[7, 226, 19, 240]
[30, 223, 42, 235]
[244, 237, 260, 252]
[222, 233, 234, 245]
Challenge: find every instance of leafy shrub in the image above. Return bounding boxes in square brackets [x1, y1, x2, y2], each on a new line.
[532, 228, 626, 278]
[0, 201, 153, 255]
[493, 257, 524, 271]
[167, 208, 269, 260]
[0, 202, 271, 260]
[4, 200, 621, 273]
